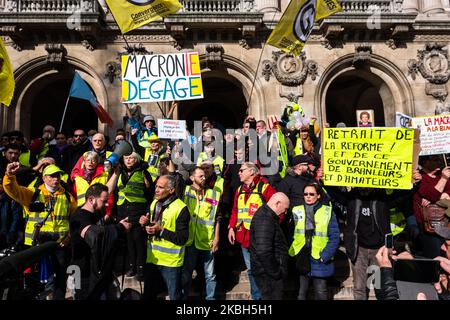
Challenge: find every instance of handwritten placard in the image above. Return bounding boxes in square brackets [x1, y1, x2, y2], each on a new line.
[122, 52, 203, 103]
[157, 119, 187, 140]
[411, 114, 450, 155]
[322, 128, 415, 189]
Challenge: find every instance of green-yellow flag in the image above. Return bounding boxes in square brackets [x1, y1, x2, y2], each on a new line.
[267, 0, 342, 56]
[105, 0, 183, 34]
[0, 37, 14, 107]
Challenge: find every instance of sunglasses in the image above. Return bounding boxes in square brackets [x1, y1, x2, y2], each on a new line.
[73, 134, 85, 138]
[304, 193, 317, 196]
[239, 168, 249, 173]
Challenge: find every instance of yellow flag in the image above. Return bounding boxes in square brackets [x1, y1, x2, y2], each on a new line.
[0, 37, 14, 107]
[105, 0, 183, 34]
[267, 0, 341, 56]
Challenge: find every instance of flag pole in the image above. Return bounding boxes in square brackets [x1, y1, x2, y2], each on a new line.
[247, 10, 278, 114]
[59, 95, 71, 132]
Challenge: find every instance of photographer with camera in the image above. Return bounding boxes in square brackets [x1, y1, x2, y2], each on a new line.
[2, 162, 77, 299]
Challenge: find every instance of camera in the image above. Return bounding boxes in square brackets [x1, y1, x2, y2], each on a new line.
[28, 202, 45, 212]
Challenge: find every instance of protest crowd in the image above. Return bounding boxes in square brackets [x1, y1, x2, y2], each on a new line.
[0, 102, 450, 301]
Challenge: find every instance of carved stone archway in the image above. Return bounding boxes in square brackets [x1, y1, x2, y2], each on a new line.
[198, 50, 266, 120]
[4, 55, 109, 138]
[314, 53, 415, 127]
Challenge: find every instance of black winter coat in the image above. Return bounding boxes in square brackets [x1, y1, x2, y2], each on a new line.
[249, 204, 289, 280]
[328, 188, 409, 263]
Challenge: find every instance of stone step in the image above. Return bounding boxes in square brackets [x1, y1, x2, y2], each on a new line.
[114, 245, 378, 300]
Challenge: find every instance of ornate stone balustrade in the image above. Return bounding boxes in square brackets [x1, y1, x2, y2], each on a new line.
[338, 0, 397, 13]
[179, 0, 255, 12]
[2, 0, 97, 12]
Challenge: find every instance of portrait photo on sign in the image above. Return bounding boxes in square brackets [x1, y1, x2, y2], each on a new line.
[356, 109, 374, 127]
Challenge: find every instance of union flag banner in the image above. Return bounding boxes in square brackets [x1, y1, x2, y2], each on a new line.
[0, 37, 15, 107]
[105, 0, 183, 34]
[267, 0, 341, 56]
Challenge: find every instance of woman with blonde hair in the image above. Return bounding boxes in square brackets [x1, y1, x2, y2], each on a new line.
[71, 151, 114, 217]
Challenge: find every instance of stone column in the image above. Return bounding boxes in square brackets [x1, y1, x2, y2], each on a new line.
[256, 0, 279, 12]
[442, 0, 450, 9]
[402, 0, 420, 12]
[420, 0, 445, 14]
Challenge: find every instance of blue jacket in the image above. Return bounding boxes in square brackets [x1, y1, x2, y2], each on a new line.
[309, 207, 340, 278]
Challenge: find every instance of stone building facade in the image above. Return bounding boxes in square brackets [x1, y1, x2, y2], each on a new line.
[1, 0, 450, 139]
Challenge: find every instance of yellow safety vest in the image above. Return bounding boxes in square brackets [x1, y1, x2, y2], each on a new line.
[213, 176, 224, 194]
[117, 171, 147, 205]
[293, 133, 303, 157]
[138, 130, 157, 149]
[196, 152, 224, 176]
[24, 188, 71, 246]
[23, 174, 69, 219]
[236, 182, 268, 230]
[386, 189, 406, 236]
[144, 150, 164, 182]
[288, 204, 332, 259]
[184, 186, 221, 251]
[19, 150, 31, 168]
[146, 199, 187, 267]
[74, 172, 109, 206]
[37, 141, 50, 160]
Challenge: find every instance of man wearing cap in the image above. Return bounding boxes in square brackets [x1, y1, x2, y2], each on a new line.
[3, 161, 77, 299]
[278, 154, 316, 209]
[138, 115, 158, 149]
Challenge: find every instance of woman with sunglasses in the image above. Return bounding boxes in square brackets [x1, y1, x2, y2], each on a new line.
[289, 183, 340, 300]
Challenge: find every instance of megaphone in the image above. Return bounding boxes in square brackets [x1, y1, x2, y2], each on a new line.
[104, 140, 133, 172]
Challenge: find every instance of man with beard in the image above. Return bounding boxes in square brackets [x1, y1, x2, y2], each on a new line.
[69, 183, 131, 299]
[181, 167, 221, 300]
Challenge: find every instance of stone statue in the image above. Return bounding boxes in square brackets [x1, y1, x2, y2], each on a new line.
[281, 57, 297, 73]
[429, 55, 444, 73]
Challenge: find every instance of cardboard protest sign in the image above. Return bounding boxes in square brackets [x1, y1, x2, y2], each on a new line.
[122, 52, 203, 103]
[411, 114, 450, 156]
[322, 128, 415, 189]
[158, 119, 187, 140]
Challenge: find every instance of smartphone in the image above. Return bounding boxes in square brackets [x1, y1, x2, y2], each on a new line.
[393, 258, 440, 283]
[385, 233, 393, 249]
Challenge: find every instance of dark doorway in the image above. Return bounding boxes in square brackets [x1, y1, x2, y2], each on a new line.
[325, 75, 385, 127]
[30, 78, 98, 138]
[178, 77, 247, 132]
